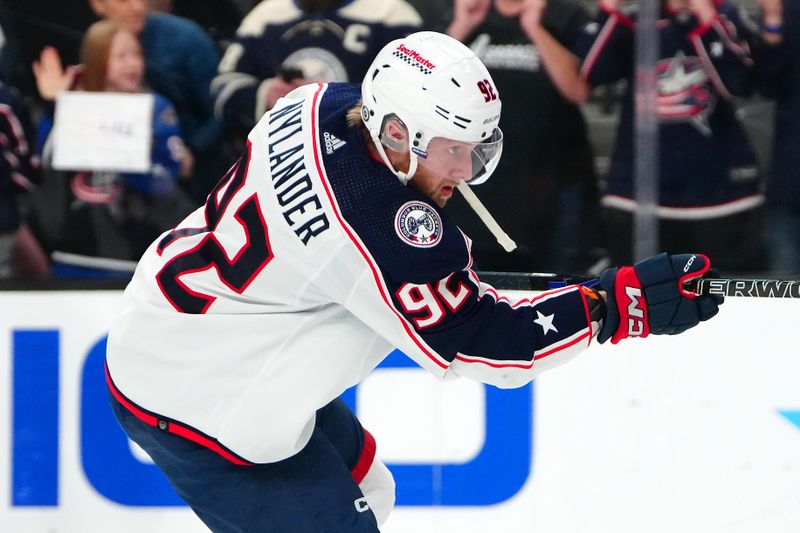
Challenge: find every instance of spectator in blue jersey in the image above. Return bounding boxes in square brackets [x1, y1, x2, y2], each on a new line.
[444, 0, 600, 274]
[212, 0, 422, 148]
[89, 0, 225, 200]
[0, 80, 42, 278]
[34, 19, 193, 278]
[753, 0, 800, 273]
[566, 0, 765, 272]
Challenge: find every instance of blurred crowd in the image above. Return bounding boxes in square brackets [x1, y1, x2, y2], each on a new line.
[0, 0, 796, 281]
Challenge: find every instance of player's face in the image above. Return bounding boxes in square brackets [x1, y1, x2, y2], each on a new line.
[409, 138, 476, 207]
[91, 0, 148, 34]
[105, 30, 145, 92]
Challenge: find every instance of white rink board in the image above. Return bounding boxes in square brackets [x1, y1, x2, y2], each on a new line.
[1, 290, 799, 532]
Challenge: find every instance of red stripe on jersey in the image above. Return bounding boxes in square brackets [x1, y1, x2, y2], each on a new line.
[105, 363, 254, 466]
[105, 364, 158, 426]
[533, 331, 591, 361]
[454, 330, 590, 369]
[581, 15, 622, 81]
[308, 83, 449, 370]
[351, 429, 377, 484]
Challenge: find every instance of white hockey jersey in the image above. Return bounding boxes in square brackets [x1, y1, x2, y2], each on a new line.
[106, 83, 597, 464]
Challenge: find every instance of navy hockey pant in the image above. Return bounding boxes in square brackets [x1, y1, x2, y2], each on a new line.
[109, 391, 393, 532]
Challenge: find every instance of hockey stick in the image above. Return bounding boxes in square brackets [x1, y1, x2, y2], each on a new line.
[684, 277, 800, 298]
[476, 271, 800, 298]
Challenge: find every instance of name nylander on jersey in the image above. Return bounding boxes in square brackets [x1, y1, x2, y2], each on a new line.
[106, 82, 597, 465]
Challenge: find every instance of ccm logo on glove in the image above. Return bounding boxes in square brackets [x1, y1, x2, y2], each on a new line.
[625, 286, 645, 337]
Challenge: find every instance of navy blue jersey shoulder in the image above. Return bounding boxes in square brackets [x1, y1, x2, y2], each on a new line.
[316, 83, 470, 284]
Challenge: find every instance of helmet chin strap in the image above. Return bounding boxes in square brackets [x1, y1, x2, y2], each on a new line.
[369, 130, 420, 185]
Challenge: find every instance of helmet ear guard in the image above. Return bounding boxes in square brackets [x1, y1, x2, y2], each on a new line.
[362, 109, 419, 185]
[378, 115, 410, 153]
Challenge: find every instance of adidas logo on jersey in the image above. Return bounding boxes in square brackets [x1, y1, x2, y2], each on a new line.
[323, 132, 346, 155]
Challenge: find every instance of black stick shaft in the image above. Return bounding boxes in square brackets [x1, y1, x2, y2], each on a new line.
[477, 272, 800, 298]
[685, 278, 800, 298]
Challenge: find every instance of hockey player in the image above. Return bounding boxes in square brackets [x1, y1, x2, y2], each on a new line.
[106, 31, 723, 532]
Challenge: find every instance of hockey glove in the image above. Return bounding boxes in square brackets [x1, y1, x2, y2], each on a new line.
[597, 253, 723, 344]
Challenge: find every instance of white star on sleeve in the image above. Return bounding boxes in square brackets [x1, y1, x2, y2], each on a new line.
[534, 311, 558, 335]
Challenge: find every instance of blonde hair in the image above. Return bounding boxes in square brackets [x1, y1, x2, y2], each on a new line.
[80, 19, 132, 92]
[346, 100, 374, 146]
[346, 100, 364, 128]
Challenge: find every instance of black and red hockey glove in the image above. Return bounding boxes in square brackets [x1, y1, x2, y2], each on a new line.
[596, 253, 724, 344]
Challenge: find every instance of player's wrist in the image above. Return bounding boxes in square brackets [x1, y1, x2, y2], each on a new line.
[580, 285, 608, 330]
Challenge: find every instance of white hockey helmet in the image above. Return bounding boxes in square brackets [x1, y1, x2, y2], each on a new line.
[361, 31, 503, 185]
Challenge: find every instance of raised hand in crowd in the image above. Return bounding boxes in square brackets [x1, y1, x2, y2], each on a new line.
[32, 46, 82, 102]
[447, 0, 492, 41]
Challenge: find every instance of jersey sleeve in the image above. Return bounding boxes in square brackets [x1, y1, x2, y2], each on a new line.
[575, 6, 635, 86]
[686, 5, 755, 99]
[329, 196, 596, 387]
[386, 268, 596, 388]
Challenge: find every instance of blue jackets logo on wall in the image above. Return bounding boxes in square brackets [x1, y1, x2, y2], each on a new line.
[11, 331, 532, 507]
